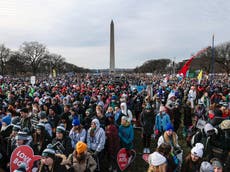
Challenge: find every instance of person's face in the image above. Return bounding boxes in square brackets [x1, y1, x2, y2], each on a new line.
[191, 154, 199, 162]
[20, 112, 27, 118]
[213, 166, 223, 172]
[74, 126, 80, 132]
[166, 129, 173, 136]
[91, 122, 96, 129]
[64, 106, 69, 113]
[121, 118, 127, 125]
[16, 139, 24, 146]
[41, 156, 53, 166]
[56, 132, 63, 139]
[36, 129, 41, 135]
[49, 109, 54, 115]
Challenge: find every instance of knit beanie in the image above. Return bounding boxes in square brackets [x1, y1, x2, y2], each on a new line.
[148, 151, 166, 166]
[200, 161, 214, 172]
[13, 163, 27, 172]
[42, 144, 55, 159]
[15, 131, 29, 141]
[2, 115, 11, 125]
[76, 141, 87, 154]
[36, 123, 45, 130]
[56, 124, 66, 134]
[72, 118, 80, 126]
[166, 123, 174, 131]
[191, 143, 204, 158]
[211, 159, 223, 169]
[12, 123, 21, 131]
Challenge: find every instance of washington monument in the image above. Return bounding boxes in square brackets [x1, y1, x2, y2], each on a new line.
[110, 20, 115, 73]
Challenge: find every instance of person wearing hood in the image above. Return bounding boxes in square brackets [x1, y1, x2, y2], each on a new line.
[118, 115, 134, 165]
[87, 118, 105, 171]
[0, 114, 12, 139]
[140, 103, 155, 153]
[120, 102, 133, 123]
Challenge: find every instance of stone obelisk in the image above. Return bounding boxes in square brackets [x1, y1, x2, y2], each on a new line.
[110, 20, 115, 73]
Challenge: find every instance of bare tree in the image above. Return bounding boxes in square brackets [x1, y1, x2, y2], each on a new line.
[44, 53, 65, 74]
[215, 42, 230, 74]
[0, 44, 10, 75]
[6, 51, 26, 75]
[20, 41, 48, 75]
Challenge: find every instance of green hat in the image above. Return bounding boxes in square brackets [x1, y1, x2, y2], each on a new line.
[42, 144, 55, 159]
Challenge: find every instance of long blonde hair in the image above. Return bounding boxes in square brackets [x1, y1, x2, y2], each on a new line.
[147, 163, 167, 172]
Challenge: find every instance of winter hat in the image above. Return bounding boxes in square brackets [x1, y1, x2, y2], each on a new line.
[13, 162, 27, 172]
[159, 106, 166, 112]
[211, 159, 223, 169]
[204, 123, 215, 135]
[200, 161, 214, 172]
[166, 123, 174, 131]
[42, 144, 55, 159]
[12, 123, 21, 131]
[219, 119, 230, 130]
[56, 124, 66, 133]
[72, 118, 80, 126]
[148, 151, 166, 166]
[36, 123, 45, 130]
[191, 143, 204, 158]
[2, 115, 11, 125]
[15, 131, 29, 140]
[76, 141, 87, 154]
[39, 111, 47, 119]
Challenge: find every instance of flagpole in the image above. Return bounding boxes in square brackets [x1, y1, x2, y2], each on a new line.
[211, 34, 215, 84]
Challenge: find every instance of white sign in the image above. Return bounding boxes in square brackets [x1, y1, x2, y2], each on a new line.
[31, 76, 36, 85]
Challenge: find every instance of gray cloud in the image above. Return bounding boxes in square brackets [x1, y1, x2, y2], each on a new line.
[0, 0, 229, 69]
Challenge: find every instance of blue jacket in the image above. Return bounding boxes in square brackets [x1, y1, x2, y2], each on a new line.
[118, 124, 134, 150]
[155, 112, 171, 132]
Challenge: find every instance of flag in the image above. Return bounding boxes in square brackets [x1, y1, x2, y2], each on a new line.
[178, 56, 195, 77]
[197, 70, 203, 84]
[52, 69, 56, 78]
[178, 47, 210, 77]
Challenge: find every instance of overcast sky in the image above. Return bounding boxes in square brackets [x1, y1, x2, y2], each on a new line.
[0, 0, 229, 69]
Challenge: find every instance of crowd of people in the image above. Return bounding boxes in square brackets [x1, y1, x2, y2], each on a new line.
[0, 73, 229, 172]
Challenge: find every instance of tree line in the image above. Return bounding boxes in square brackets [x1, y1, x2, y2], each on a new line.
[0, 41, 89, 76]
[134, 42, 230, 74]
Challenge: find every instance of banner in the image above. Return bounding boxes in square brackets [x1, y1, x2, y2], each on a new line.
[10, 145, 41, 172]
[178, 47, 209, 77]
[197, 70, 203, 84]
[117, 148, 136, 171]
[142, 154, 149, 163]
[52, 69, 56, 78]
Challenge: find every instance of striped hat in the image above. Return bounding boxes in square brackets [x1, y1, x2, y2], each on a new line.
[42, 144, 55, 159]
[56, 124, 66, 133]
